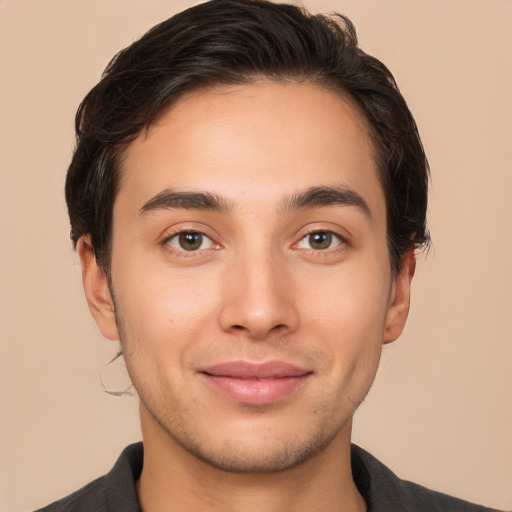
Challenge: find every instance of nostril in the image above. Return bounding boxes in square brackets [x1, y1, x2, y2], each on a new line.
[229, 323, 287, 337]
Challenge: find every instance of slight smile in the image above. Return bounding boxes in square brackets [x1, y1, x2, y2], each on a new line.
[199, 361, 314, 406]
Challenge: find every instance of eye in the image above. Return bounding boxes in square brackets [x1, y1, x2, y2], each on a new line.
[165, 231, 215, 252]
[296, 231, 343, 251]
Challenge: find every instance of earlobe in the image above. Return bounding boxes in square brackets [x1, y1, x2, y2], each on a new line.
[77, 236, 120, 341]
[383, 248, 416, 344]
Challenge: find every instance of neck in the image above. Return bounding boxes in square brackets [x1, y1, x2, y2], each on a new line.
[136, 405, 366, 512]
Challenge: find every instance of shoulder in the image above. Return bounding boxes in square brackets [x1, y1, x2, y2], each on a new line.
[34, 443, 143, 512]
[383, 477, 504, 512]
[35, 477, 109, 512]
[351, 444, 507, 512]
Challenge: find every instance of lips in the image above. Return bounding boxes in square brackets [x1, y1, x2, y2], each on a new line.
[199, 361, 312, 405]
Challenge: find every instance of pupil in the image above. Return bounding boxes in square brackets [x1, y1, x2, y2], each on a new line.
[310, 232, 331, 250]
[179, 232, 202, 251]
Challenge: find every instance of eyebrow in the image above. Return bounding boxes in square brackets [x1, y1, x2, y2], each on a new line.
[282, 186, 371, 219]
[140, 189, 233, 215]
[139, 185, 371, 219]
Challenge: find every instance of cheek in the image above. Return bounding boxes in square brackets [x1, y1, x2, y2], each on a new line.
[112, 262, 223, 359]
[300, 259, 391, 333]
[299, 261, 390, 379]
[115, 275, 220, 403]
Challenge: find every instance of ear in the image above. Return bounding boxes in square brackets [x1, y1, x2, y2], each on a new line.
[77, 236, 120, 341]
[383, 247, 416, 344]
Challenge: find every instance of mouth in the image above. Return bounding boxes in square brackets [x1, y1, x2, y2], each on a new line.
[198, 361, 313, 406]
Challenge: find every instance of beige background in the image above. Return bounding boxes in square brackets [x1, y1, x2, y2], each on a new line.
[1, 0, 511, 510]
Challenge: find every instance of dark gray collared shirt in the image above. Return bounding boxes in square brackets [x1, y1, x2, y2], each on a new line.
[36, 442, 505, 512]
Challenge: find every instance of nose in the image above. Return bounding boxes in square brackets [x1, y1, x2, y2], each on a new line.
[219, 249, 299, 340]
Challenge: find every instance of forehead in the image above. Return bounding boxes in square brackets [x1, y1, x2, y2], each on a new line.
[116, 81, 383, 217]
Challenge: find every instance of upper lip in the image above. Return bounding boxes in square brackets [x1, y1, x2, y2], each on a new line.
[200, 361, 312, 379]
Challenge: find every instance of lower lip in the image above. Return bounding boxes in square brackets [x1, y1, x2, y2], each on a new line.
[201, 374, 311, 405]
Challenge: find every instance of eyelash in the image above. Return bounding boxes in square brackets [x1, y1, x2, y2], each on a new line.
[163, 230, 218, 254]
[294, 230, 347, 252]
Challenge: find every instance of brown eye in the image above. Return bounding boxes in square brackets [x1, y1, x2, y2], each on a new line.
[167, 231, 213, 252]
[308, 232, 332, 250]
[179, 232, 203, 251]
[297, 231, 342, 251]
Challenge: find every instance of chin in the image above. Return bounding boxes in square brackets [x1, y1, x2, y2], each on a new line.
[181, 433, 337, 474]
[155, 408, 348, 474]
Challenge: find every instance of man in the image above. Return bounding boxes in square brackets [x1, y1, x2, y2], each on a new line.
[36, 1, 504, 511]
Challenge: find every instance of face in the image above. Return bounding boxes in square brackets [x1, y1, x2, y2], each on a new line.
[81, 81, 413, 472]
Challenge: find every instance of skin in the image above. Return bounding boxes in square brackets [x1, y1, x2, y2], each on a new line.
[79, 81, 415, 512]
